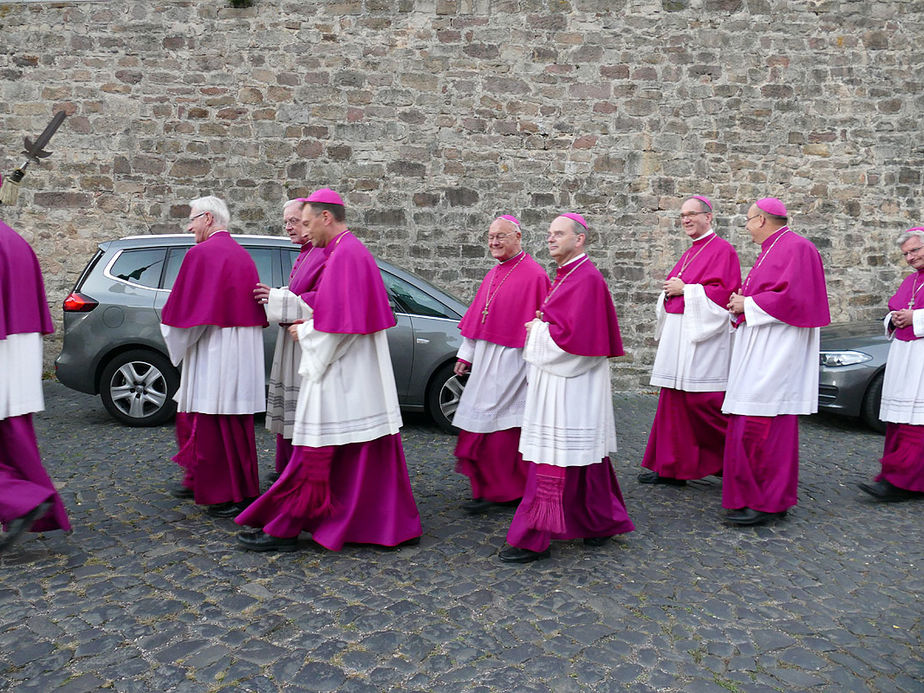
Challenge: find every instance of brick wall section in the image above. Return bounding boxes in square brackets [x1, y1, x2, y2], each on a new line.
[1, 0, 922, 386]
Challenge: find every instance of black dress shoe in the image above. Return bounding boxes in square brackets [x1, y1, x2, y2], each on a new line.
[0, 501, 52, 554]
[637, 470, 686, 486]
[237, 530, 297, 552]
[462, 498, 495, 514]
[725, 507, 787, 526]
[583, 536, 611, 547]
[375, 535, 422, 551]
[169, 483, 194, 499]
[206, 499, 254, 518]
[498, 546, 551, 563]
[858, 480, 920, 502]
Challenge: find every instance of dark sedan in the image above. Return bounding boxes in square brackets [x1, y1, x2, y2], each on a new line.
[818, 321, 890, 433]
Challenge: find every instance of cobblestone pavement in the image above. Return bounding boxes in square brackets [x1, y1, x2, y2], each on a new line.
[1, 383, 921, 692]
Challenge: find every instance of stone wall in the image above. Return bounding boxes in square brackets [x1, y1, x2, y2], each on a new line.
[1, 0, 922, 386]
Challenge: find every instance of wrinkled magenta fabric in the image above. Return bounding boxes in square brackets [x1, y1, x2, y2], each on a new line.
[172, 412, 259, 505]
[0, 414, 70, 533]
[275, 433, 294, 475]
[458, 252, 551, 348]
[0, 219, 53, 339]
[662, 233, 740, 314]
[505, 458, 634, 552]
[288, 244, 326, 308]
[161, 231, 267, 329]
[887, 270, 924, 342]
[312, 231, 395, 335]
[454, 428, 528, 502]
[641, 389, 727, 480]
[722, 414, 799, 512]
[736, 227, 830, 328]
[877, 423, 924, 492]
[236, 433, 421, 550]
[540, 257, 623, 357]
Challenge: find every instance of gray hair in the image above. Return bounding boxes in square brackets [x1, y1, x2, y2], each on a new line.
[897, 228, 924, 247]
[283, 198, 305, 213]
[189, 195, 230, 229]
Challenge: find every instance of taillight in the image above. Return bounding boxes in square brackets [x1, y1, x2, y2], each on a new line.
[63, 292, 98, 312]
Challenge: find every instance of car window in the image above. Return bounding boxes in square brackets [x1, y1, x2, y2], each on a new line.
[244, 247, 275, 286]
[285, 249, 299, 274]
[162, 247, 189, 290]
[381, 270, 457, 319]
[161, 245, 275, 290]
[108, 249, 167, 289]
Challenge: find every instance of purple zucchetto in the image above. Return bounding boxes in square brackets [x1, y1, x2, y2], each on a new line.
[496, 214, 520, 227]
[560, 212, 588, 229]
[302, 188, 345, 206]
[690, 195, 713, 210]
[756, 197, 787, 218]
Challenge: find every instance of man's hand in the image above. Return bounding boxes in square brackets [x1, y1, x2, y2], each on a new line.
[287, 322, 303, 341]
[453, 360, 470, 376]
[664, 277, 685, 297]
[727, 292, 745, 315]
[254, 283, 271, 304]
[892, 308, 914, 329]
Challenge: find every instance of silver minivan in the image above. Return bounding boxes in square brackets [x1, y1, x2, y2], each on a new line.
[55, 234, 467, 432]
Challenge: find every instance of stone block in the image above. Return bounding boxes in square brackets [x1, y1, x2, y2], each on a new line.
[446, 187, 479, 206]
[33, 192, 93, 208]
[169, 158, 211, 178]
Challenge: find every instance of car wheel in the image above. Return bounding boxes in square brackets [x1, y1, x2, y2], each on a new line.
[426, 362, 466, 435]
[860, 370, 887, 435]
[99, 349, 179, 427]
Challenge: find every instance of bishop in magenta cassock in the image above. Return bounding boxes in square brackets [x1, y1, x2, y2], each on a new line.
[640, 195, 740, 485]
[858, 227, 924, 502]
[453, 214, 551, 514]
[499, 213, 634, 563]
[0, 218, 70, 553]
[161, 196, 268, 518]
[722, 198, 830, 525]
[236, 188, 422, 552]
[256, 199, 325, 481]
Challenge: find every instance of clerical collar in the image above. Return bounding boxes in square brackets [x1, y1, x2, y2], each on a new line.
[559, 252, 586, 268]
[760, 226, 790, 249]
[691, 229, 714, 243]
[499, 250, 525, 264]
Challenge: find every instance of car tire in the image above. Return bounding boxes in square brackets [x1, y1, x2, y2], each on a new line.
[99, 349, 179, 427]
[860, 370, 887, 435]
[426, 362, 465, 435]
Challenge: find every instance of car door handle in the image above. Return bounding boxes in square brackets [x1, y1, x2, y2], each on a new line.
[416, 338, 430, 344]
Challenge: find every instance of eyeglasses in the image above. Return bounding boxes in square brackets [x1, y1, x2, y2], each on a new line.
[679, 211, 709, 219]
[902, 246, 924, 257]
[487, 233, 510, 243]
[188, 212, 208, 222]
[744, 214, 762, 224]
[284, 217, 301, 227]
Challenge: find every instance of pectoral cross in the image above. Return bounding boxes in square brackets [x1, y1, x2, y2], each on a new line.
[481, 307, 489, 323]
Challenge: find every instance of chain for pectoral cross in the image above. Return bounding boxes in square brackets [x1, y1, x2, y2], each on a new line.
[538, 256, 590, 320]
[481, 251, 526, 323]
[909, 275, 924, 308]
[676, 234, 716, 279]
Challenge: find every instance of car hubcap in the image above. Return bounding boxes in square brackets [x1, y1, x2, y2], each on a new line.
[438, 374, 466, 422]
[109, 361, 168, 419]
